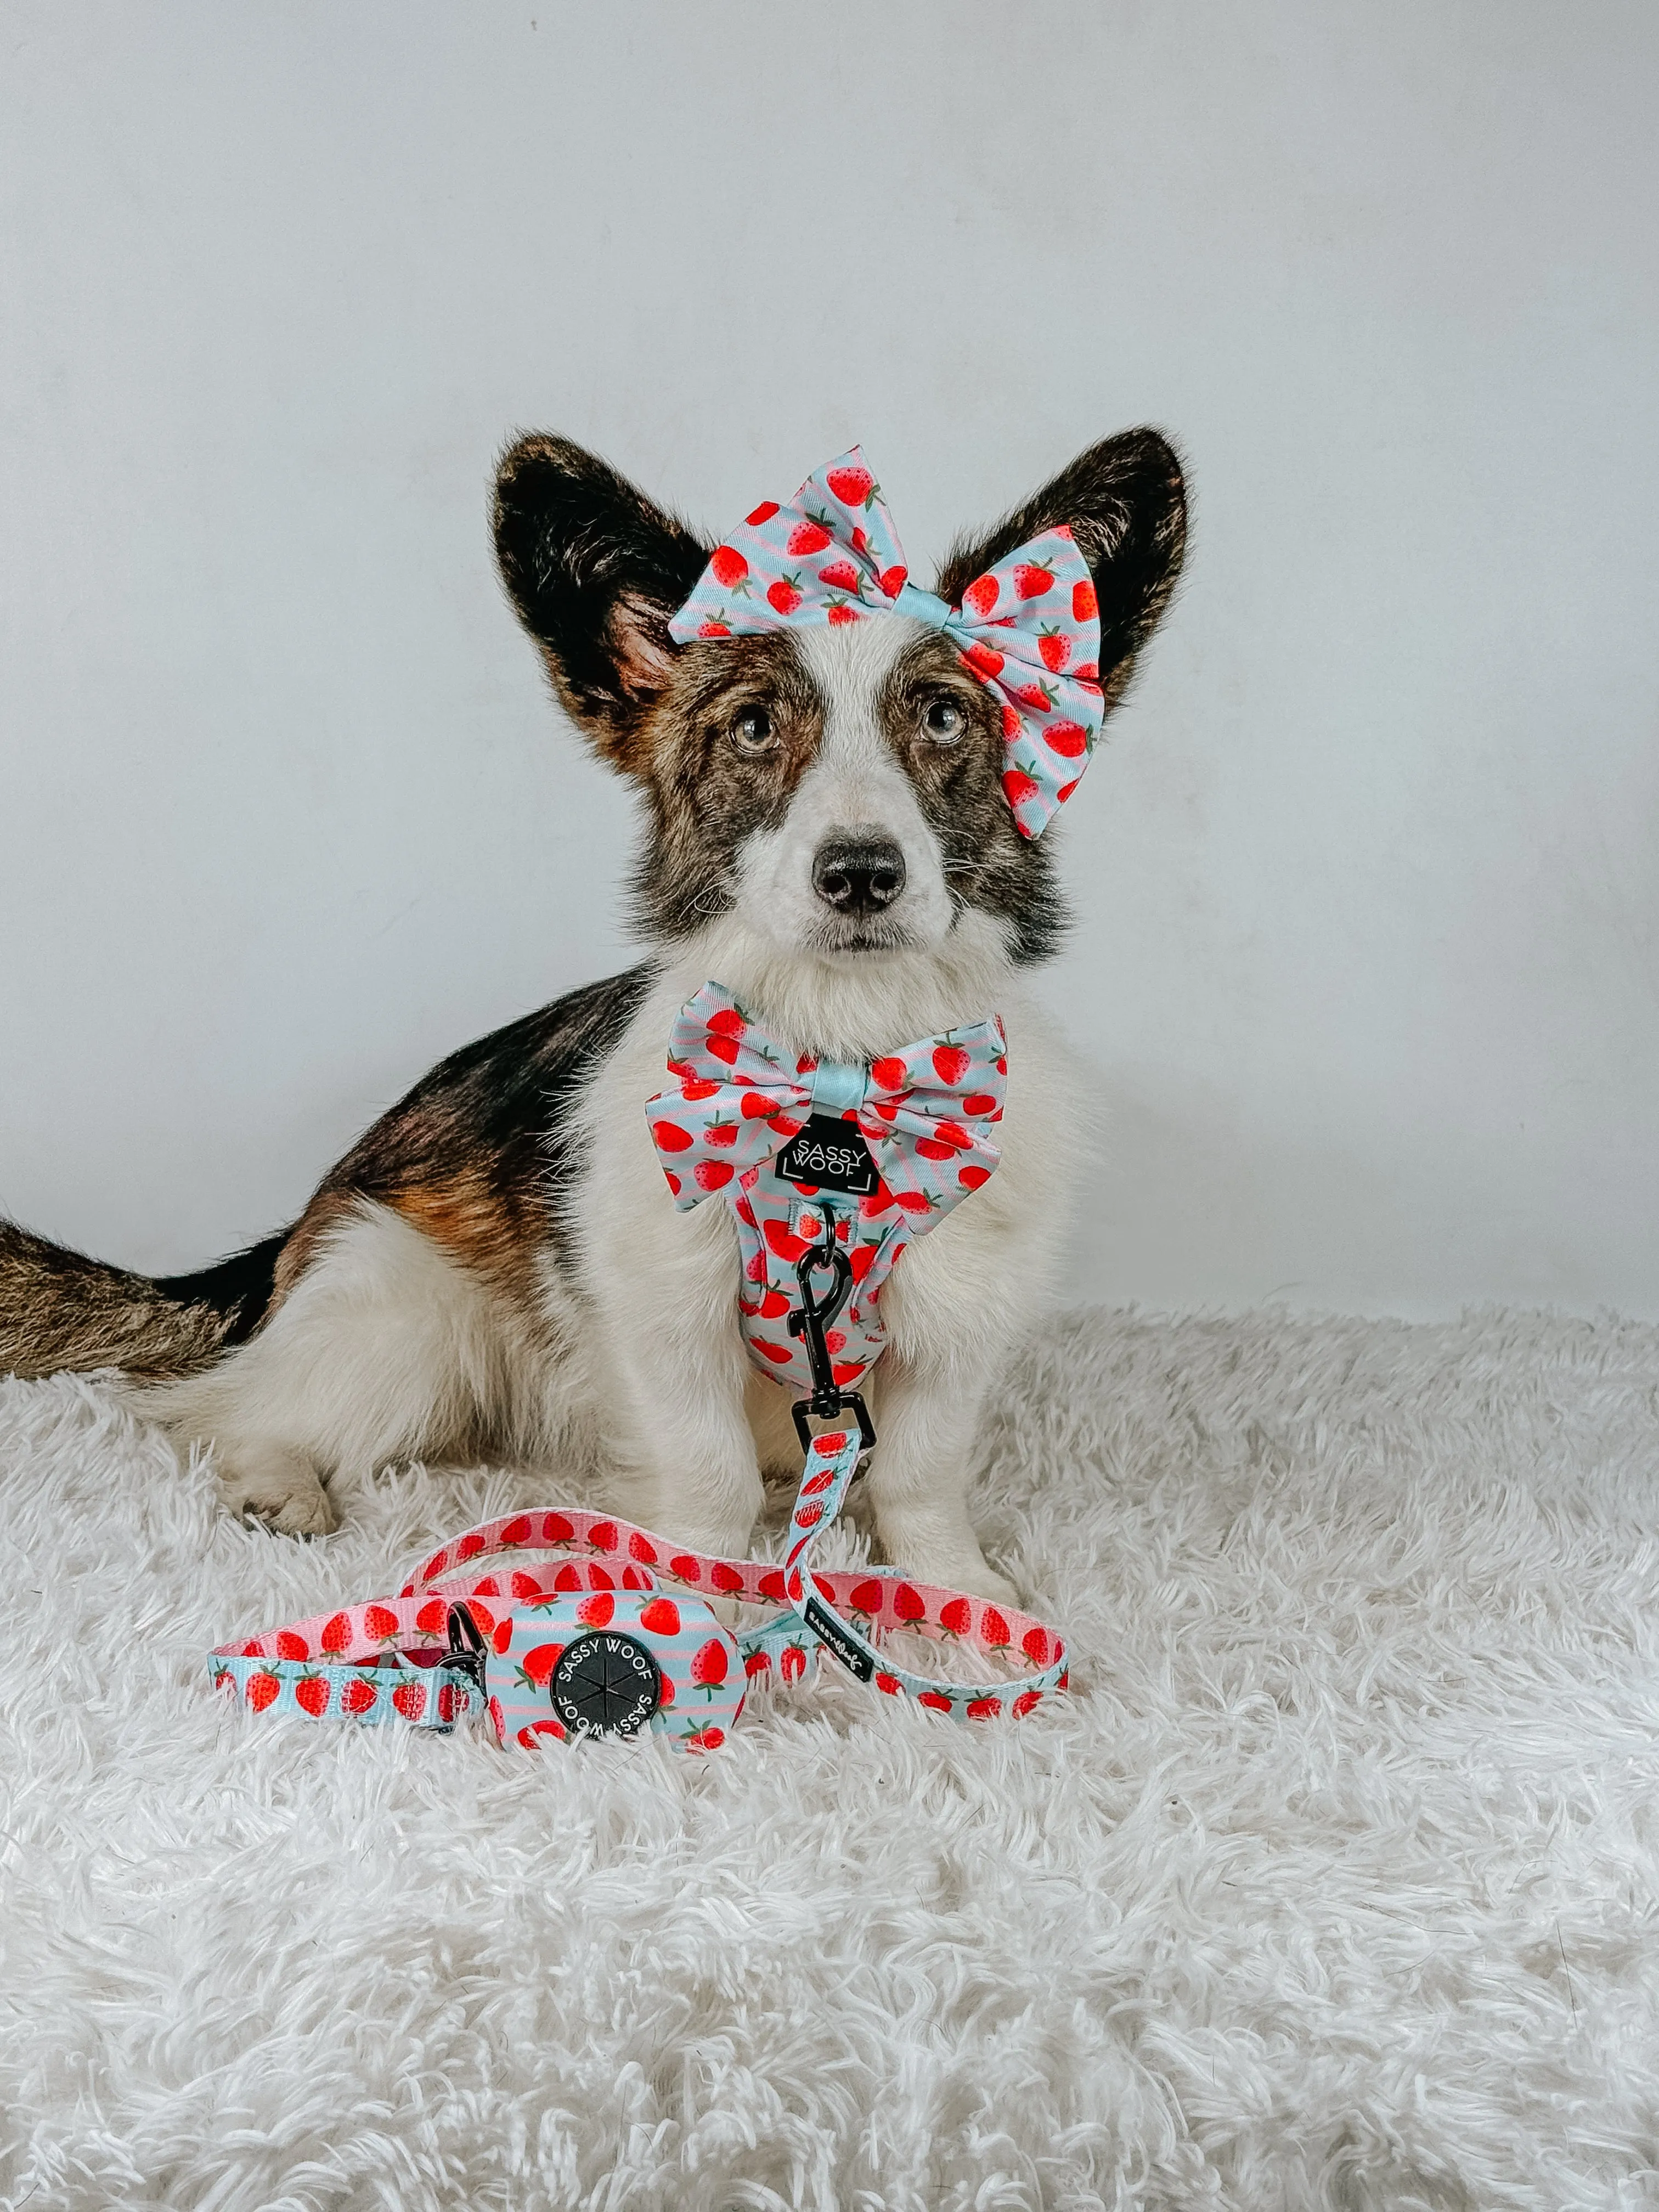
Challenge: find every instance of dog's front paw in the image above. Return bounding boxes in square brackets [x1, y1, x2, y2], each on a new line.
[216, 1440, 340, 1537]
[877, 1511, 1020, 1608]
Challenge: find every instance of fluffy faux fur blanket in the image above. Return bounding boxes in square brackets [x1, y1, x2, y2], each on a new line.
[4, 1308, 1658, 2210]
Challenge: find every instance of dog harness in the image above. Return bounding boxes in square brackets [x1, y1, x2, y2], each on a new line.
[210, 988, 1068, 1750]
[667, 446, 1107, 840]
[646, 982, 1005, 1398]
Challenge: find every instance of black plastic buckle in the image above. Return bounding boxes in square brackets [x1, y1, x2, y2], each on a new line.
[788, 1237, 878, 1455]
[445, 1601, 488, 1692]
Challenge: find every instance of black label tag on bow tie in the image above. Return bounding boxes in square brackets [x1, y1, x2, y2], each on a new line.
[804, 1594, 875, 1681]
[775, 1112, 879, 1196]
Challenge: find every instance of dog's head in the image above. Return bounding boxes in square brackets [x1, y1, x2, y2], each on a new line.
[493, 434, 1185, 974]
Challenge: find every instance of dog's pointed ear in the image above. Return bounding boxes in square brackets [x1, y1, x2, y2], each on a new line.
[938, 428, 1187, 712]
[493, 435, 710, 769]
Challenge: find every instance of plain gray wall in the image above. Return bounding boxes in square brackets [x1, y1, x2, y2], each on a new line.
[3, 3, 1657, 1316]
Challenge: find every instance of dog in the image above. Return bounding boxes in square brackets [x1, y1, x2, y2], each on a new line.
[0, 431, 1186, 1601]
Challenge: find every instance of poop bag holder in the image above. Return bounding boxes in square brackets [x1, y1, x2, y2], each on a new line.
[210, 1424, 1069, 1754]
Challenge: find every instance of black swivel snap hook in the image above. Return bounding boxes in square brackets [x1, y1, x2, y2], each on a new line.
[788, 1234, 877, 1454]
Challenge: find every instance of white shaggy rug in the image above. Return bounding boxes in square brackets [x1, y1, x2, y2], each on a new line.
[5, 1310, 1659, 2211]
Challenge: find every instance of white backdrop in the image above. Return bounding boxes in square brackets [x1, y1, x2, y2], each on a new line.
[2, 3, 1656, 1317]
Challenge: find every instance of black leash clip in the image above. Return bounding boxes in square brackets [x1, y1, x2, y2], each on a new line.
[445, 1601, 488, 1692]
[788, 1235, 877, 1455]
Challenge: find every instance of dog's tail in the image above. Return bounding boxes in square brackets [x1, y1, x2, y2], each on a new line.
[0, 1217, 283, 1382]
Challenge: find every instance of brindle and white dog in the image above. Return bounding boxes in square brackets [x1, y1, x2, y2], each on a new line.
[0, 432, 1185, 1600]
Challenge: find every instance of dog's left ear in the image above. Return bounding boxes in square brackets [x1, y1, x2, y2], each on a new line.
[493, 435, 710, 771]
[937, 428, 1188, 710]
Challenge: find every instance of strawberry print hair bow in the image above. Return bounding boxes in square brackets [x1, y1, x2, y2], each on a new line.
[667, 448, 1105, 839]
[646, 983, 1006, 1392]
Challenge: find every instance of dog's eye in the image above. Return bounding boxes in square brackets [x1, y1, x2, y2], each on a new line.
[731, 707, 776, 754]
[922, 697, 965, 743]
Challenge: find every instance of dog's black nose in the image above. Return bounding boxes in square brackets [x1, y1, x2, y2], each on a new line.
[811, 836, 907, 915]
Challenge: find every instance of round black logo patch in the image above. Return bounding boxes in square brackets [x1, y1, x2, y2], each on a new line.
[549, 1629, 664, 1739]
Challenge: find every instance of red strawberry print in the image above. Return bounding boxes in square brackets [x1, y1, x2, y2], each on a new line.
[704, 1119, 738, 1147]
[1047, 720, 1089, 759]
[938, 1596, 972, 1635]
[957, 1164, 992, 1192]
[709, 545, 749, 589]
[697, 620, 731, 639]
[499, 1515, 533, 1547]
[629, 1530, 658, 1565]
[622, 1564, 652, 1591]
[1012, 561, 1054, 600]
[763, 1217, 808, 1264]
[893, 1583, 926, 1623]
[693, 1159, 733, 1192]
[321, 1612, 352, 1655]
[962, 573, 999, 617]
[492, 1618, 514, 1656]
[816, 559, 860, 592]
[685, 1725, 725, 1754]
[746, 500, 780, 526]
[967, 1696, 1002, 1721]
[438, 1683, 467, 1723]
[1001, 703, 1023, 741]
[295, 1674, 330, 1718]
[1057, 1669, 1070, 1691]
[708, 1006, 746, 1036]
[825, 464, 874, 508]
[1014, 680, 1058, 714]
[1022, 1627, 1049, 1665]
[456, 1532, 487, 1562]
[691, 1638, 730, 1694]
[1013, 1690, 1042, 1718]
[744, 1249, 768, 1284]
[962, 1091, 998, 1118]
[588, 1521, 618, 1553]
[1002, 768, 1040, 809]
[794, 1503, 823, 1530]
[876, 1672, 901, 1695]
[517, 1719, 567, 1748]
[342, 1678, 379, 1717]
[638, 1597, 681, 1637]
[758, 1568, 787, 1602]
[800, 1468, 836, 1496]
[240, 1640, 263, 1658]
[918, 1690, 955, 1713]
[711, 1561, 745, 1594]
[826, 600, 861, 626]
[681, 1075, 720, 1102]
[275, 1630, 309, 1662]
[578, 1593, 615, 1629]
[754, 1338, 793, 1365]
[930, 1042, 970, 1086]
[488, 1695, 505, 1738]
[787, 519, 832, 555]
[393, 1680, 428, 1722]
[1073, 577, 1097, 622]
[246, 1670, 280, 1713]
[981, 1606, 1012, 1649]
[1037, 630, 1071, 673]
[416, 1599, 447, 1636]
[964, 642, 1005, 681]
[652, 1119, 692, 1153]
[669, 1553, 702, 1582]
[510, 1571, 542, 1601]
[779, 1643, 808, 1683]
[849, 1578, 885, 1615]
[543, 1512, 574, 1544]
[758, 1287, 791, 1320]
[585, 1564, 616, 1590]
[870, 1054, 907, 1090]
[878, 564, 907, 597]
[472, 1577, 502, 1598]
[767, 574, 804, 615]
[552, 1562, 584, 1593]
[744, 1649, 771, 1677]
[465, 1600, 495, 1632]
[831, 1359, 865, 1386]
[520, 1643, 564, 1688]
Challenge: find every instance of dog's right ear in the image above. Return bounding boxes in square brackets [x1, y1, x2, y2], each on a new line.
[492, 436, 710, 770]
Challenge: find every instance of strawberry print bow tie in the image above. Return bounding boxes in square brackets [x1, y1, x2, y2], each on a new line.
[646, 983, 1006, 1392]
[667, 448, 1105, 840]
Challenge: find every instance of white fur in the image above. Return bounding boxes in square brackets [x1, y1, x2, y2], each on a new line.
[143, 623, 1081, 1595]
[9, 1307, 1659, 2205]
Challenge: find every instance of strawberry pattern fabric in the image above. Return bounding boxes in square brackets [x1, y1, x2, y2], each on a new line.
[646, 983, 1006, 1393]
[667, 447, 1107, 839]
